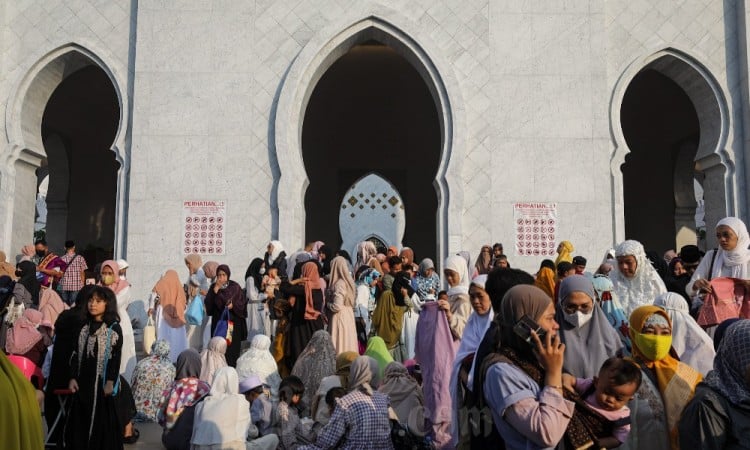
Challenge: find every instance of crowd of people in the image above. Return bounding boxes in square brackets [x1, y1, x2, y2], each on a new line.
[2, 219, 750, 449]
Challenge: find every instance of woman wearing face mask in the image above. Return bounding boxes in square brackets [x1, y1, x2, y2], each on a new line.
[555, 275, 622, 378]
[100, 260, 137, 382]
[625, 305, 702, 450]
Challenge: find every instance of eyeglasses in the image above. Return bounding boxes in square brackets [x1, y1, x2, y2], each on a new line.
[563, 302, 593, 314]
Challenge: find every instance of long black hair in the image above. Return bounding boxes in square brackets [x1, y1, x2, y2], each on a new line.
[279, 375, 305, 405]
[244, 258, 264, 291]
[84, 286, 121, 325]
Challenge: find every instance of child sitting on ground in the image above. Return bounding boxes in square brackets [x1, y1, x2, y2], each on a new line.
[562, 356, 641, 449]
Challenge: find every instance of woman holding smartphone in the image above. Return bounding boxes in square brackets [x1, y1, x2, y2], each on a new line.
[476, 284, 573, 450]
[204, 264, 247, 367]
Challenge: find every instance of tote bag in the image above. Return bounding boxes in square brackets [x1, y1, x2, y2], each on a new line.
[143, 315, 156, 355]
[697, 277, 741, 328]
[213, 308, 234, 346]
[185, 294, 205, 326]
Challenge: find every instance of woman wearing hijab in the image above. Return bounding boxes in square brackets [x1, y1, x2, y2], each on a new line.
[688, 217, 750, 302]
[365, 336, 394, 380]
[679, 320, 750, 448]
[204, 264, 247, 367]
[555, 275, 623, 378]
[653, 292, 715, 376]
[280, 261, 325, 369]
[0, 352, 44, 450]
[327, 256, 359, 354]
[449, 274, 494, 447]
[38, 288, 67, 331]
[312, 351, 359, 426]
[148, 270, 189, 363]
[264, 240, 288, 280]
[626, 305, 702, 450]
[475, 245, 493, 275]
[99, 260, 137, 380]
[245, 257, 270, 341]
[184, 254, 208, 351]
[199, 336, 228, 383]
[610, 240, 667, 315]
[131, 339, 176, 422]
[379, 361, 426, 436]
[415, 282, 459, 448]
[191, 366, 278, 450]
[158, 349, 210, 450]
[592, 274, 631, 350]
[371, 273, 409, 360]
[0, 251, 15, 279]
[5, 308, 50, 369]
[354, 241, 378, 273]
[14, 260, 40, 309]
[291, 329, 336, 408]
[534, 259, 556, 299]
[555, 240, 575, 269]
[401, 276, 424, 361]
[237, 334, 282, 401]
[400, 247, 416, 272]
[442, 254, 472, 340]
[477, 285, 573, 450]
[354, 267, 380, 337]
[415, 258, 441, 301]
[302, 355, 394, 450]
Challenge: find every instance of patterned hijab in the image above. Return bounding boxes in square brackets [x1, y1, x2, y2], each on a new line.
[291, 330, 336, 407]
[611, 240, 667, 315]
[705, 319, 750, 407]
[159, 349, 210, 430]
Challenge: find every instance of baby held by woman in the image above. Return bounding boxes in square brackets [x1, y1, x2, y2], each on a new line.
[563, 356, 642, 449]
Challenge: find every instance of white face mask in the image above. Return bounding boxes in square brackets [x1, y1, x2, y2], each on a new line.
[259, 267, 266, 275]
[564, 310, 593, 328]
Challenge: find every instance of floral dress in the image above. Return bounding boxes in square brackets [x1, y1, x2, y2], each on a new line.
[131, 340, 176, 421]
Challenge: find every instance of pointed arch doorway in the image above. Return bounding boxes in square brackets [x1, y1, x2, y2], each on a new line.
[302, 41, 440, 259]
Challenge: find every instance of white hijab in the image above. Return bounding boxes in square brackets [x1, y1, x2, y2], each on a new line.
[236, 334, 282, 400]
[191, 367, 251, 446]
[714, 217, 750, 279]
[654, 292, 716, 375]
[268, 240, 284, 264]
[610, 240, 667, 315]
[445, 254, 470, 296]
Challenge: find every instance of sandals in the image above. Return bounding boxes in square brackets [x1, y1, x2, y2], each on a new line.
[123, 428, 140, 445]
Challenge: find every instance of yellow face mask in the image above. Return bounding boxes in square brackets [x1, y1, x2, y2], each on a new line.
[634, 332, 672, 361]
[102, 275, 115, 286]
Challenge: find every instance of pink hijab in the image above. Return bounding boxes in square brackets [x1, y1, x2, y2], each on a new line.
[302, 262, 323, 320]
[100, 260, 129, 294]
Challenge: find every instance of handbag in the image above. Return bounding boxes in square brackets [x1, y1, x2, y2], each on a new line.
[697, 277, 741, 327]
[185, 294, 205, 326]
[143, 315, 156, 355]
[213, 308, 234, 345]
[390, 419, 432, 450]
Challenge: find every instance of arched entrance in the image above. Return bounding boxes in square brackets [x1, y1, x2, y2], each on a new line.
[273, 12, 467, 268]
[3, 44, 127, 258]
[338, 173, 407, 259]
[611, 50, 731, 252]
[302, 42, 440, 259]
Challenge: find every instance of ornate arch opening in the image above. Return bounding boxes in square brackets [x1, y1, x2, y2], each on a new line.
[273, 11, 466, 266]
[3, 43, 129, 257]
[610, 48, 731, 250]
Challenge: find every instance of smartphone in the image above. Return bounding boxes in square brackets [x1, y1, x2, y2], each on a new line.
[513, 315, 547, 345]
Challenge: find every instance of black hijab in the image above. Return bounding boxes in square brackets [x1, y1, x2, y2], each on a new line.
[244, 258, 264, 291]
[16, 260, 40, 304]
[391, 271, 414, 306]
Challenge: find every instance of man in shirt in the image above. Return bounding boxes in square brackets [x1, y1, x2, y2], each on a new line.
[58, 240, 88, 305]
[35, 239, 66, 290]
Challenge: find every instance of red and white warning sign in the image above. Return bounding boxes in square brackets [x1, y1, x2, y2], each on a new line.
[182, 200, 226, 255]
[513, 202, 557, 257]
